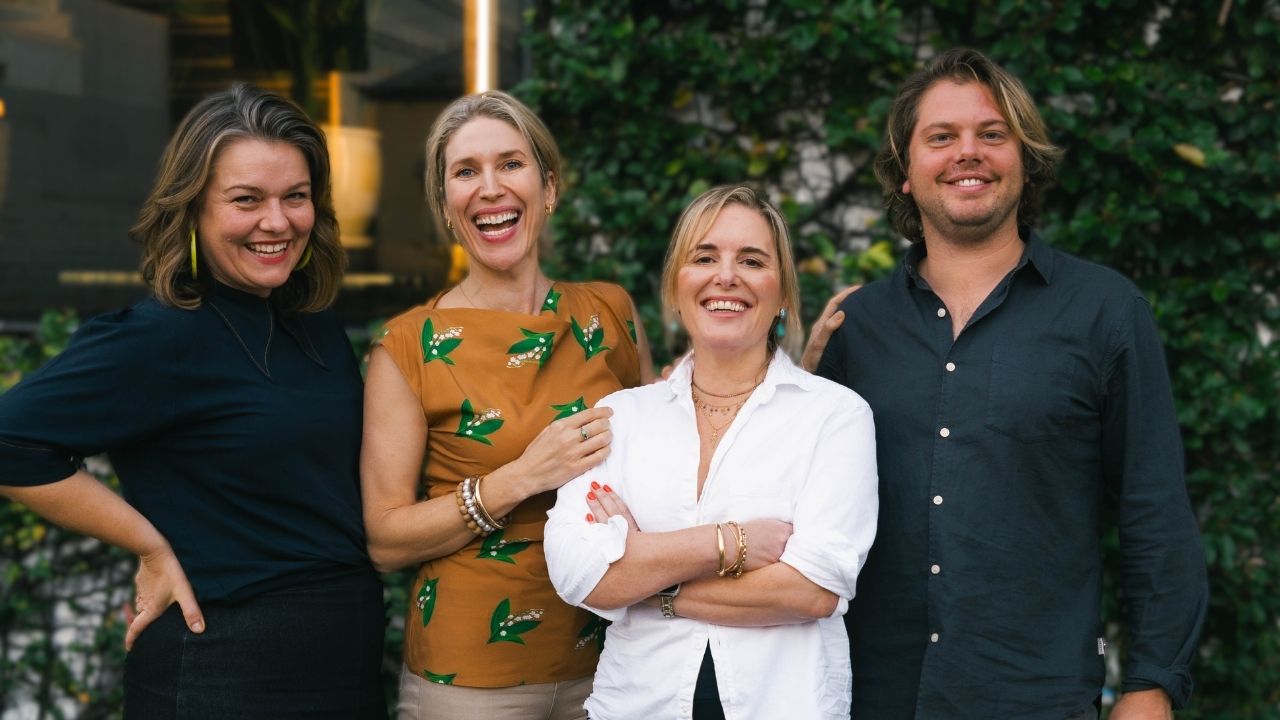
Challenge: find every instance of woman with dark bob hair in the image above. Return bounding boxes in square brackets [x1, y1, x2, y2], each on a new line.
[0, 83, 385, 718]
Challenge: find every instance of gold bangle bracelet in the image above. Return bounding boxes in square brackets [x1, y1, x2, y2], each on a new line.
[715, 523, 727, 575]
[722, 520, 747, 578]
[472, 475, 508, 530]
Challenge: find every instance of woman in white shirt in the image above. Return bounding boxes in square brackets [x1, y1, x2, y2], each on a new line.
[544, 185, 879, 720]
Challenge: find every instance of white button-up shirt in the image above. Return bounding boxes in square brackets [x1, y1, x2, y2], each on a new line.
[545, 351, 878, 720]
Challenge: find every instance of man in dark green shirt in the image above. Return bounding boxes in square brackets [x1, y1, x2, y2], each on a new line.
[809, 49, 1208, 719]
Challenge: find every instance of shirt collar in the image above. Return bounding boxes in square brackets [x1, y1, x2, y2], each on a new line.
[902, 231, 1056, 289]
[663, 349, 815, 405]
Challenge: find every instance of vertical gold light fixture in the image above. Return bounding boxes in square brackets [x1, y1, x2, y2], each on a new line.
[464, 0, 498, 93]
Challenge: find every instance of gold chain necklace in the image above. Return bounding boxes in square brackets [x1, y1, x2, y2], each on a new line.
[693, 392, 744, 444]
[455, 278, 549, 314]
[690, 358, 769, 444]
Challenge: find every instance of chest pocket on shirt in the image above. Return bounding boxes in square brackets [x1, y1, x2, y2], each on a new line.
[984, 340, 1089, 442]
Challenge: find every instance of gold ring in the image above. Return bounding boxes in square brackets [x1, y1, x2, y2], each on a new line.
[580, 427, 590, 441]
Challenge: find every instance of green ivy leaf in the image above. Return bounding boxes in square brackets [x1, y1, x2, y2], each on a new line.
[487, 598, 544, 644]
[422, 669, 456, 685]
[551, 397, 587, 421]
[478, 528, 533, 564]
[422, 318, 462, 365]
[542, 288, 562, 313]
[457, 399, 475, 430]
[416, 577, 439, 627]
[489, 598, 510, 638]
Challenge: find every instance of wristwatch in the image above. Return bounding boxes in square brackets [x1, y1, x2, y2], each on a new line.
[659, 584, 681, 618]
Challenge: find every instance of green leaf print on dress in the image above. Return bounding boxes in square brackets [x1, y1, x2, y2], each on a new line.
[506, 328, 555, 368]
[422, 669, 457, 685]
[477, 528, 533, 564]
[570, 315, 611, 360]
[541, 288, 562, 314]
[487, 598, 544, 645]
[550, 397, 587, 421]
[416, 577, 439, 626]
[455, 399, 503, 445]
[575, 614, 607, 653]
[421, 318, 463, 365]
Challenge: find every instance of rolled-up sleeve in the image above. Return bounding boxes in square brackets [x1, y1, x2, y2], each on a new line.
[1103, 297, 1208, 708]
[544, 433, 632, 622]
[0, 308, 174, 487]
[778, 398, 879, 614]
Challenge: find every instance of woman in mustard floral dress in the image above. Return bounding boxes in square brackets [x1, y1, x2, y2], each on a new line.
[361, 91, 653, 720]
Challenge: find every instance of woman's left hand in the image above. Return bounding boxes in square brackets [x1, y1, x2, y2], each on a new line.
[126, 544, 205, 650]
[585, 483, 641, 532]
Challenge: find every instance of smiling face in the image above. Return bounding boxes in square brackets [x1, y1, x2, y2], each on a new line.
[903, 80, 1025, 245]
[196, 138, 313, 297]
[443, 116, 556, 276]
[675, 204, 783, 358]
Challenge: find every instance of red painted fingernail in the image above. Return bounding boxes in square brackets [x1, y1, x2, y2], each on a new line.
[586, 513, 595, 522]
[590, 481, 601, 490]
[603, 484, 613, 493]
[587, 491, 597, 501]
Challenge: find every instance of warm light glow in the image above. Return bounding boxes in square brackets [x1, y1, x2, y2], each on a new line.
[465, 0, 497, 93]
[475, 0, 492, 92]
[0, 98, 6, 119]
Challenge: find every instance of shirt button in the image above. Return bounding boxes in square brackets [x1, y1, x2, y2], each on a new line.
[939, 427, 950, 438]
[931, 564, 941, 575]
[945, 361, 956, 372]
[936, 307, 947, 318]
[933, 495, 943, 505]
[930, 632, 940, 643]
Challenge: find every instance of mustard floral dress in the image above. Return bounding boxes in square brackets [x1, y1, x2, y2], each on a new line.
[377, 281, 642, 688]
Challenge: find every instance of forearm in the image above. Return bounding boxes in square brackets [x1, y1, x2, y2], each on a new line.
[0, 470, 169, 556]
[364, 459, 544, 572]
[671, 562, 839, 626]
[583, 525, 721, 610]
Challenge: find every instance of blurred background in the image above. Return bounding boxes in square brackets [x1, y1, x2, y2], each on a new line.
[1, 0, 1277, 718]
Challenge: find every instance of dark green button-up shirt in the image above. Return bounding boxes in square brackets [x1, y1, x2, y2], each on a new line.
[818, 235, 1207, 719]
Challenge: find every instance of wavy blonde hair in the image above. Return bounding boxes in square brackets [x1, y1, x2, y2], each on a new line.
[132, 82, 344, 311]
[423, 90, 561, 237]
[660, 185, 803, 358]
[874, 48, 1065, 243]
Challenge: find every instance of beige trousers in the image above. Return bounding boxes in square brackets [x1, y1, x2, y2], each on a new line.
[397, 664, 591, 720]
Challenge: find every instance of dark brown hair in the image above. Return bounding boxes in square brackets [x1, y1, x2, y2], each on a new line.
[132, 82, 344, 311]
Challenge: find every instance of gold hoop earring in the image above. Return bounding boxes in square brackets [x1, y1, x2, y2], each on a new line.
[545, 203, 554, 216]
[189, 229, 199, 279]
[295, 244, 313, 271]
[445, 217, 453, 230]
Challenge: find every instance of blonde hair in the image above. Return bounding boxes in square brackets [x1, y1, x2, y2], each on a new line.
[660, 185, 803, 358]
[131, 82, 344, 312]
[424, 90, 561, 236]
[874, 48, 1065, 243]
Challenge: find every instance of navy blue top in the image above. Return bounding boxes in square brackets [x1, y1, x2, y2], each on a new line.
[818, 235, 1208, 718]
[0, 282, 371, 602]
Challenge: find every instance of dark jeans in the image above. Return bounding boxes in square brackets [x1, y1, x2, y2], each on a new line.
[124, 568, 386, 720]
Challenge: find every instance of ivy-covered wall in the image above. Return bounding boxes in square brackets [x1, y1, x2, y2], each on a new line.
[1, 2, 1276, 717]
[517, 1, 1278, 717]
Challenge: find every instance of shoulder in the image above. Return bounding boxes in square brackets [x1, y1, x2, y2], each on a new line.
[777, 354, 873, 418]
[594, 379, 671, 417]
[381, 301, 437, 337]
[1046, 246, 1145, 303]
[75, 296, 195, 351]
[560, 281, 635, 314]
[838, 274, 899, 315]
